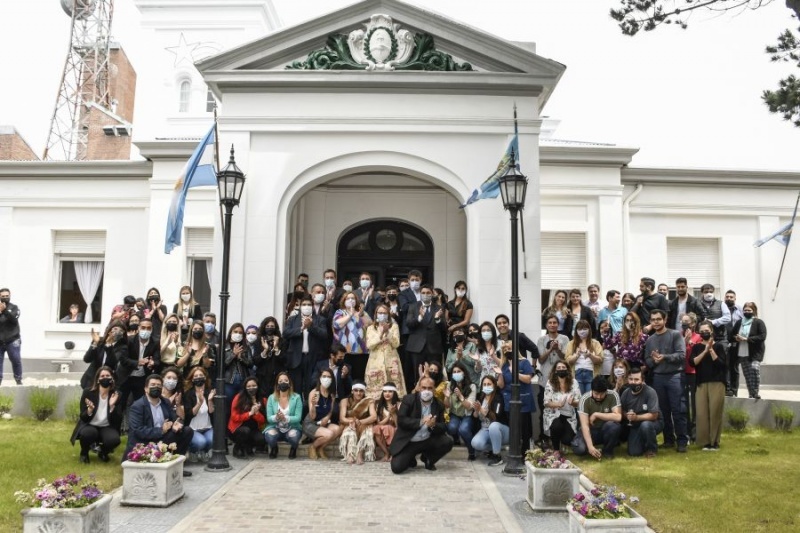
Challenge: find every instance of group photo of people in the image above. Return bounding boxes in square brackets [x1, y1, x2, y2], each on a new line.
[66, 271, 766, 475]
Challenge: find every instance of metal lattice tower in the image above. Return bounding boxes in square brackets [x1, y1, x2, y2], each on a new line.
[43, 0, 115, 161]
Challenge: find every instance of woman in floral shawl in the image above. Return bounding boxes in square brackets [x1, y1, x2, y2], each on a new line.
[339, 382, 377, 464]
[364, 304, 406, 398]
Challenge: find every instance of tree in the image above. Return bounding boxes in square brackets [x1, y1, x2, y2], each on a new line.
[610, 1, 800, 127]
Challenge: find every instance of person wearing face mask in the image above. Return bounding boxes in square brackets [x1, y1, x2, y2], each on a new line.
[183, 367, 216, 462]
[142, 287, 167, 343]
[630, 277, 670, 335]
[160, 367, 185, 422]
[173, 286, 203, 343]
[667, 278, 706, 331]
[286, 273, 310, 304]
[619, 367, 662, 457]
[354, 272, 380, 319]
[264, 372, 303, 459]
[680, 313, 701, 443]
[476, 322, 503, 382]
[397, 271, 423, 388]
[364, 304, 407, 398]
[115, 317, 156, 412]
[565, 289, 597, 341]
[302, 369, 340, 460]
[253, 317, 283, 397]
[390, 376, 453, 473]
[543, 362, 581, 454]
[312, 343, 352, 402]
[159, 313, 183, 367]
[382, 284, 401, 322]
[446, 281, 474, 334]
[610, 359, 631, 396]
[177, 320, 215, 380]
[71, 366, 122, 463]
[698, 284, 731, 353]
[229, 376, 267, 457]
[202, 312, 221, 351]
[126, 314, 141, 339]
[333, 291, 373, 382]
[243, 325, 260, 373]
[284, 298, 329, 400]
[0, 288, 23, 385]
[723, 290, 744, 396]
[470, 375, 509, 466]
[565, 320, 603, 395]
[222, 323, 253, 423]
[445, 327, 480, 386]
[285, 282, 309, 320]
[123, 374, 194, 472]
[443, 361, 477, 460]
[573, 377, 622, 460]
[405, 285, 446, 387]
[127, 316, 162, 388]
[691, 321, 728, 450]
[728, 302, 767, 400]
[607, 312, 648, 370]
[322, 269, 344, 314]
[81, 324, 124, 390]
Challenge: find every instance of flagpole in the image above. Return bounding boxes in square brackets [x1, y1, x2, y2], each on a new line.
[213, 104, 225, 233]
[771, 189, 800, 301]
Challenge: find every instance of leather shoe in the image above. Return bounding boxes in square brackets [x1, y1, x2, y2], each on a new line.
[288, 447, 297, 459]
[79, 454, 90, 464]
[269, 447, 278, 459]
[98, 451, 110, 463]
[424, 459, 437, 471]
[182, 470, 192, 477]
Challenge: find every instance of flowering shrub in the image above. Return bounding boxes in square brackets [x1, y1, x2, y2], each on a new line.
[569, 485, 633, 519]
[15, 474, 104, 509]
[126, 442, 180, 463]
[525, 448, 576, 469]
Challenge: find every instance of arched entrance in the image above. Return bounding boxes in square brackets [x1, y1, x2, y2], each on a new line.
[337, 220, 434, 287]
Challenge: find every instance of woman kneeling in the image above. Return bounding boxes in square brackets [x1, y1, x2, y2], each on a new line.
[339, 381, 377, 464]
[70, 366, 122, 463]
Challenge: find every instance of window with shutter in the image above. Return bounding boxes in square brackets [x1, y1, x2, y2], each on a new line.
[540, 232, 587, 291]
[667, 237, 721, 294]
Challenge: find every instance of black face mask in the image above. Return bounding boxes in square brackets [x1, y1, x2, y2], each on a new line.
[246, 388, 258, 396]
[148, 295, 159, 303]
[192, 377, 206, 387]
[453, 335, 465, 344]
[556, 370, 569, 378]
[112, 331, 124, 342]
[334, 359, 345, 367]
[191, 330, 204, 340]
[429, 372, 440, 381]
[630, 384, 644, 394]
[699, 331, 712, 341]
[743, 312, 754, 319]
[148, 386, 162, 399]
[725, 301, 735, 309]
[387, 294, 397, 302]
[681, 324, 690, 332]
[0, 297, 9, 304]
[166, 323, 178, 332]
[265, 327, 277, 337]
[278, 382, 290, 392]
[98, 378, 113, 388]
[128, 323, 139, 332]
[294, 291, 304, 298]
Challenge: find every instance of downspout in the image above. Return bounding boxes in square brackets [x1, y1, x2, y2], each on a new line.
[622, 184, 644, 287]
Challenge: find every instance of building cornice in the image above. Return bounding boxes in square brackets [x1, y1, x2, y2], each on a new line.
[0, 161, 152, 179]
[135, 141, 200, 161]
[540, 145, 639, 166]
[622, 166, 800, 188]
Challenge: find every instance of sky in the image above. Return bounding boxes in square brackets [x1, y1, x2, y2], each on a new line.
[1, 0, 798, 171]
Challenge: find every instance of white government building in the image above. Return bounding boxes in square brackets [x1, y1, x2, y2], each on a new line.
[1, 0, 798, 385]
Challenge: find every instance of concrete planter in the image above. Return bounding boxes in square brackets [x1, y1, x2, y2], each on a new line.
[21, 493, 111, 533]
[525, 461, 582, 511]
[121, 455, 185, 507]
[567, 504, 648, 532]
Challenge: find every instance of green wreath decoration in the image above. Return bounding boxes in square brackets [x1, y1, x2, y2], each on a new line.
[363, 26, 398, 64]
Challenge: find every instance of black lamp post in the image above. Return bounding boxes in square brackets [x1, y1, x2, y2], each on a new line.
[498, 146, 528, 476]
[206, 146, 245, 472]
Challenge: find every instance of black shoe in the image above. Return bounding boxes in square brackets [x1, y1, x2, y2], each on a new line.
[15, 379, 23, 385]
[487, 453, 504, 466]
[269, 447, 278, 459]
[677, 444, 688, 453]
[79, 454, 90, 464]
[98, 451, 110, 463]
[232, 445, 245, 458]
[183, 471, 193, 477]
[468, 452, 476, 461]
[246, 447, 255, 457]
[753, 395, 761, 400]
[424, 459, 437, 471]
[288, 447, 297, 459]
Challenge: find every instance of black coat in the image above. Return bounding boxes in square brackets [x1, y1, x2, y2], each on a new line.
[123, 395, 181, 458]
[311, 360, 353, 399]
[398, 288, 419, 336]
[405, 302, 446, 354]
[668, 295, 706, 329]
[120, 337, 161, 384]
[282, 313, 328, 369]
[389, 392, 448, 456]
[728, 318, 767, 362]
[70, 387, 123, 445]
[183, 387, 214, 428]
[80, 342, 123, 389]
[562, 304, 596, 340]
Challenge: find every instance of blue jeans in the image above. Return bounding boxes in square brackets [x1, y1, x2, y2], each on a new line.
[0, 339, 22, 381]
[572, 421, 621, 457]
[264, 428, 301, 449]
[653, 372, 688, 446]
[189, 427, 214, 452]
[627, 420, 664, 456]
[470, 422, 509, 454]
[575, 368, 593, 395]
[447, 414, 475, 454]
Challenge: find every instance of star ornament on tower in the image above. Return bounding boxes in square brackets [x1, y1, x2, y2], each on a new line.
[165, 33, 202, 67]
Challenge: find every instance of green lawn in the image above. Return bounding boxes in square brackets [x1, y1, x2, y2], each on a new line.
[0, 418, 124, 532]
[569, 429, 800, 532]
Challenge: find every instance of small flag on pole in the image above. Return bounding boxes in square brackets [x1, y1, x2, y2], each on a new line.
[460, 135, 519, 208]
[164, 125, 217, 254]
[753, 196, 798, 248]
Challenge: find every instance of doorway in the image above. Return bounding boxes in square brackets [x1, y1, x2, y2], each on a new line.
[337, 220, 434, 288]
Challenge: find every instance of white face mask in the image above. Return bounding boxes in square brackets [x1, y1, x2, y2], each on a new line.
[301, 305, 313, 316]
[613, 367, 626, 378]
[420, 390, 434, 402]
[246, 333, 258, 344]
[409, 280, 421, 291]
[181, 293, 191, 303]
[163, 379, 178, 391]
[320, 377, 332, 388]
[703, 293, 715, 303]
[231, 333, 243, 343]
[324, 279, 335, 288]
[313, 293, 325, 304]
[345, 299, 356, 309]
[577, 329, 590, 339]
[360, 279, 370, 289]
[456, 289, 466, 298]
[399, 284, 409, 292]
[376, 313, 388, 323]
[343, 285, 353, 292]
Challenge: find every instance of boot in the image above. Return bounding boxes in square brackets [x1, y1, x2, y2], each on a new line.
[288, 447, 297, 459]
[269, 446, 278, 459]
[308, 446, 318, 460]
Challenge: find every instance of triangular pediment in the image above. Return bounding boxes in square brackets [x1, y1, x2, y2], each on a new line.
[197, 0, 565, 105]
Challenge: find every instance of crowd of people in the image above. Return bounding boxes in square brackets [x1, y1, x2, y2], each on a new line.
[66, 272, 766, 473]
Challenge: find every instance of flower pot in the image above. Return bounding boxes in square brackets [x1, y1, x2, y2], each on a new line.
[21, 493, 112, 533]
[121, 455, 185, 507]
[566, 503, 648, 532]
[525, 461, 582, 511]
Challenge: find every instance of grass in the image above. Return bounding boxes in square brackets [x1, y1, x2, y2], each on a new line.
[570, 429, 800, 532]
[0, 418, 124, 532]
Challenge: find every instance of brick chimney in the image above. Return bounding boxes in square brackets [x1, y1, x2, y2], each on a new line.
[0, 126, 39, 160]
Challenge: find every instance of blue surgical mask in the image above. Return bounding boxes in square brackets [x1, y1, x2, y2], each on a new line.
[452, 372, 464, 383]
[481, 331, 493, 341]
[360, 279, 370, 289]
[204, 323, 215, 334]
[482, 386, 494, 395]
[409, 281, 420, 291]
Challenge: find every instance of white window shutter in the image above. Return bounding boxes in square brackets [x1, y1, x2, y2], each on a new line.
[541, 232, 587, 290]
[53, 230, 106, 255]
[186, 227, 214, 258]
[666, 238, 720, 289]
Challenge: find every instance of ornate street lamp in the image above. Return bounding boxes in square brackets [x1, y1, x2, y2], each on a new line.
[498, 146, 528, 476]
[206, 146, 245, 472]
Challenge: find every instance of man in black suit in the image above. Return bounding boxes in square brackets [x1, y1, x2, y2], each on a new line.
[398, 270, 424, 388]
[123, 317, 161, 402]
[283, 297, 328, 400]
[311, 343, 353, 400]
[667, 277, 706, 330]
[123, 374, 193, 472]
[354, 272, 380, 319]
[389, 377, 453, 474]
[405, 284, 445, 385]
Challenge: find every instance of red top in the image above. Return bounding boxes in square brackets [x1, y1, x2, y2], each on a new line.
[684, 332, 702, 374]
[228, 394, 267, 433]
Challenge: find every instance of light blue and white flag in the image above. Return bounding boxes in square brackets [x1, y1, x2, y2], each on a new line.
[460, 134, 519, 208]
[164, 125, 217, 254]
[754, 197, 797, 248]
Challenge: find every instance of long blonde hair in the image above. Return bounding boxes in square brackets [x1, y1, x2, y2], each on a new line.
[620, 313, 643, 344]
[177, 285, 197, 315]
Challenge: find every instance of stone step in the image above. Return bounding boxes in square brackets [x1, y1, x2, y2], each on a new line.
[217, 441, 473, 460]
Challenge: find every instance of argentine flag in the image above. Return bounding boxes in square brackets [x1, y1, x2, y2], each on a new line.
[460, 134, 519, 208]
[164, 125, 217, 254]
[753, 221, 794, 248]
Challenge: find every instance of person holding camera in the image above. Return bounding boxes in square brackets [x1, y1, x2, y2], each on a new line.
[143, 287, 168, 342]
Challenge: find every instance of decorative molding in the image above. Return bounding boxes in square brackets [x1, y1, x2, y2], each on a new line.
[0, 161, 152, 179]
[540, 145, 639, 166]
[622, 166, 800, 188]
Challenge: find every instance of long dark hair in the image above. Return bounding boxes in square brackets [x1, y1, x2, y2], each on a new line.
[375, 381, 400, 416]
[477, 321, 497, 354]
[549, 360, 574, 392]
[259, 316, 281, 344]
[477, 374, 498, 403]
[236, 376, 262, 413]
[449, 361, 473, 395]
[90, 365, 116, 392]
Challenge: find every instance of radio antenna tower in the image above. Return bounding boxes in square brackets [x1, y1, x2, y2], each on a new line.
[43, 0, 115, 160]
